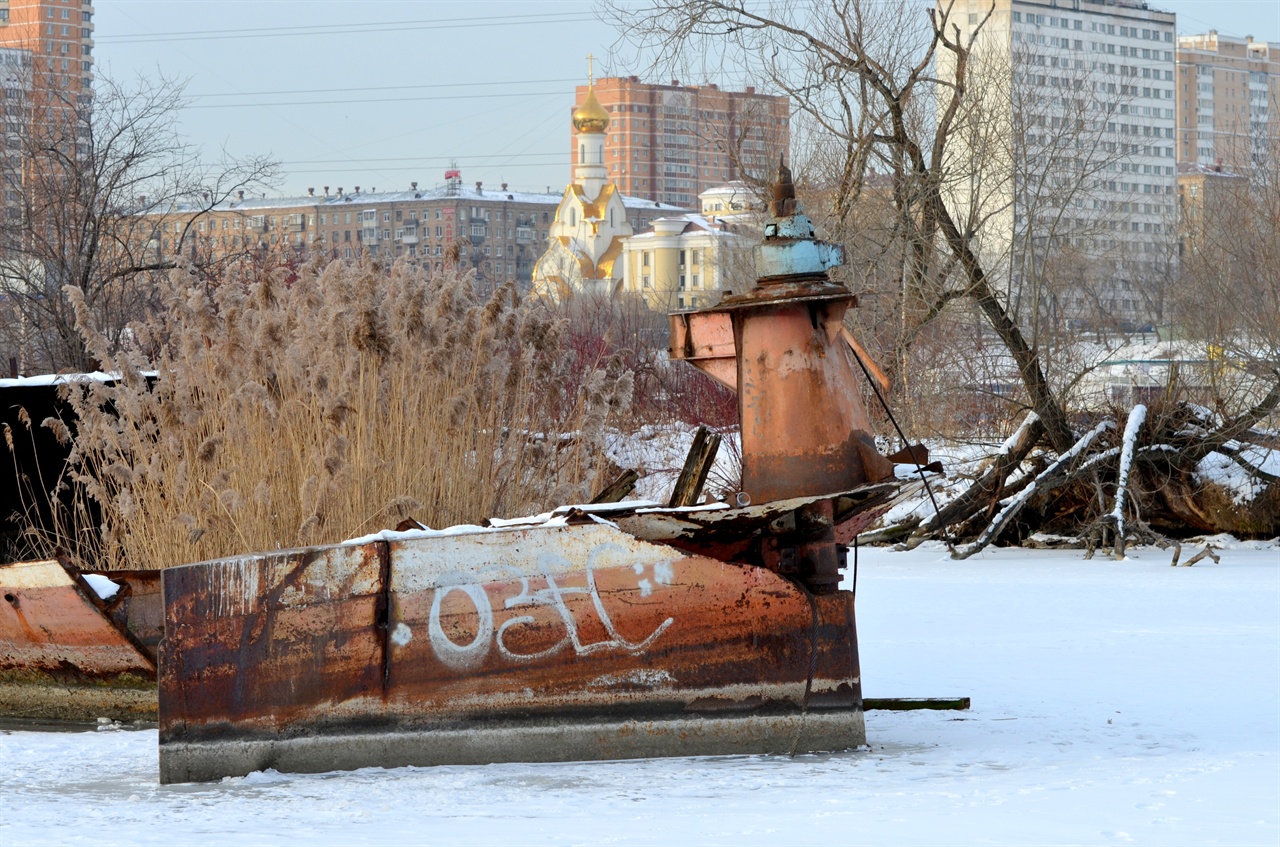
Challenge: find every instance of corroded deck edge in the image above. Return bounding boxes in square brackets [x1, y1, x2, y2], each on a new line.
[158, 708, 867, 784]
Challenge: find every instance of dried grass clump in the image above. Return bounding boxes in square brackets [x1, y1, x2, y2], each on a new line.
[39, 257, 632, 570]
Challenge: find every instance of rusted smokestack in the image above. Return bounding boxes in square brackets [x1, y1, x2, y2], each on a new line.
[667, 163, 898, 592]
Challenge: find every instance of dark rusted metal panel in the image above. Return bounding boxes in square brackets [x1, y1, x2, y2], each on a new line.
[89, 569, 165, 659]
[159, 524, 863, 783]
[0, 560, 156, 721]
[159, 542, 386, 733]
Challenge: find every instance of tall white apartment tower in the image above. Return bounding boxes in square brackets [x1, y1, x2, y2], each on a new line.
[939, 0, 1177, 330]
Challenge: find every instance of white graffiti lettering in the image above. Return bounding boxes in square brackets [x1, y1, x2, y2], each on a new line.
[424, 543, 674, 669]
[427, 582, 494, 671]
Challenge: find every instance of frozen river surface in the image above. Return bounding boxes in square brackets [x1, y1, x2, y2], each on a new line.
[2, 541, 1276, 846]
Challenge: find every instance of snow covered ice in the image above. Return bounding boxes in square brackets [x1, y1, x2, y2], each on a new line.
[2, 542, 1276, 846]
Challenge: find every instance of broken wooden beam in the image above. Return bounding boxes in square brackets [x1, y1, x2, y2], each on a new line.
[668, 426, 722, 508]
[589, 468, 640, 504]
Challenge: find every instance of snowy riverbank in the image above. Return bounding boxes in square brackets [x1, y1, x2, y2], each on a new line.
[2, 541, 1276, 846]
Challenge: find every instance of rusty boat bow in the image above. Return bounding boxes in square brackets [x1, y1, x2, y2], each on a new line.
[157, 163, 929, 783]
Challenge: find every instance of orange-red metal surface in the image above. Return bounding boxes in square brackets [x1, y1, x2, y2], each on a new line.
[158, 524, 863, 782]
[728, 285, 894, 503]
[0, 560, 157, 720]
[667, 165, 896, 506]
[669, 310, 737, 391]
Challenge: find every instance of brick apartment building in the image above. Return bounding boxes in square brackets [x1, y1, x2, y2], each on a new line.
[0, 0, 93, 90]
[573, 77, 790, 210]
[1176, 31, 1280, 170]
[0, 0, 94, 232]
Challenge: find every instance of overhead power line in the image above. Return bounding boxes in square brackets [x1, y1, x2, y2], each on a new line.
[184, 90, 566, 110]
[97, 12, 597, 45]
[187, 77, 578, 100]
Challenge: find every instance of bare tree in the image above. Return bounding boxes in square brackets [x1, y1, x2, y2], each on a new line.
[0, 72, 277, 374]
[609, 0, 1280, 548]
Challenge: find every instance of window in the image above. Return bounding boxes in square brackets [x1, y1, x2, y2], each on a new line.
[679, 249, 686, 266]
[642, 251, 649, 267]
[62, 8, 70, 19]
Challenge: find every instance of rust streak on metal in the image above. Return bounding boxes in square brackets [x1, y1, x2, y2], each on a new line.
[375, 540, 392, 692]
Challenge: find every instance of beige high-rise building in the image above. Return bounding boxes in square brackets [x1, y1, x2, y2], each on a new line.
[1176, 32, 1280, 170]
[572, 77, 789, 210]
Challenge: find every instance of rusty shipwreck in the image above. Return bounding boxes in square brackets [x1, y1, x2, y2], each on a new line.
[3, 166, 936, 782]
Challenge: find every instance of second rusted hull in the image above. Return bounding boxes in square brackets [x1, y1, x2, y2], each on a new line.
[0, 561, 157, 722]
[158, 523, 863, 783]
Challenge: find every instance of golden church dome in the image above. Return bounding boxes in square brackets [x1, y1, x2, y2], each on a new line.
[572, 88, 610, 134]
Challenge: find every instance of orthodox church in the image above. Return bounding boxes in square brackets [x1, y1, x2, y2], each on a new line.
[530, 77, 636, 301]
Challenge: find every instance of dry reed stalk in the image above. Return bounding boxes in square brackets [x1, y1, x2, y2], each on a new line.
[29, 258, 633, 570]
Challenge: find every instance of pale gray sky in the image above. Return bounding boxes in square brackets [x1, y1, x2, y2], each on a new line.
[92, 0, 1280, 198]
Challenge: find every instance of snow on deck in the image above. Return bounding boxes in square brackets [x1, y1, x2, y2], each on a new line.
[1, 541, 1275, 845]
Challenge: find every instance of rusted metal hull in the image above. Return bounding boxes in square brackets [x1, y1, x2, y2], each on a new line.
[0, 560, 157, 721]
[158, 523, 863, 783]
